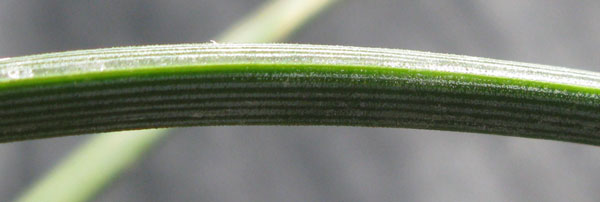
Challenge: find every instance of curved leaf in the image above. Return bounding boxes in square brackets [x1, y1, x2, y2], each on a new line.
[1, 43, 599, 145]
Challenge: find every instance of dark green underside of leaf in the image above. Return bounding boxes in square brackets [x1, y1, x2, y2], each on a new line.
[1, 64, 599, 145]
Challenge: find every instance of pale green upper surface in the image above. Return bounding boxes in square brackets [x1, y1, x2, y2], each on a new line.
[1, 43, 600, 90]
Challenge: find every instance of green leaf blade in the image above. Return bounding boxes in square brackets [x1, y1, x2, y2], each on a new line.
[1, 43, 598, 145]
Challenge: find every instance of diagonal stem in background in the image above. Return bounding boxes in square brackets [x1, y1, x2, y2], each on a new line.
[12, 0, 342, 201]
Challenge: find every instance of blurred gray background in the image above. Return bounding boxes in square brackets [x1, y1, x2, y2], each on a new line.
[1, 0, 600, 201]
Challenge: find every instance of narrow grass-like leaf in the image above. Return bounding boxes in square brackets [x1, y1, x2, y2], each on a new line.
[1, 43, 599, 145]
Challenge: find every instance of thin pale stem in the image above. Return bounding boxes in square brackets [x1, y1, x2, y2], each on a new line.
[12, 0, 342, 201]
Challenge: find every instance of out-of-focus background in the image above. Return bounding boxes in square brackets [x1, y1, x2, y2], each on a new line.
[1, 0, 600, 201]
